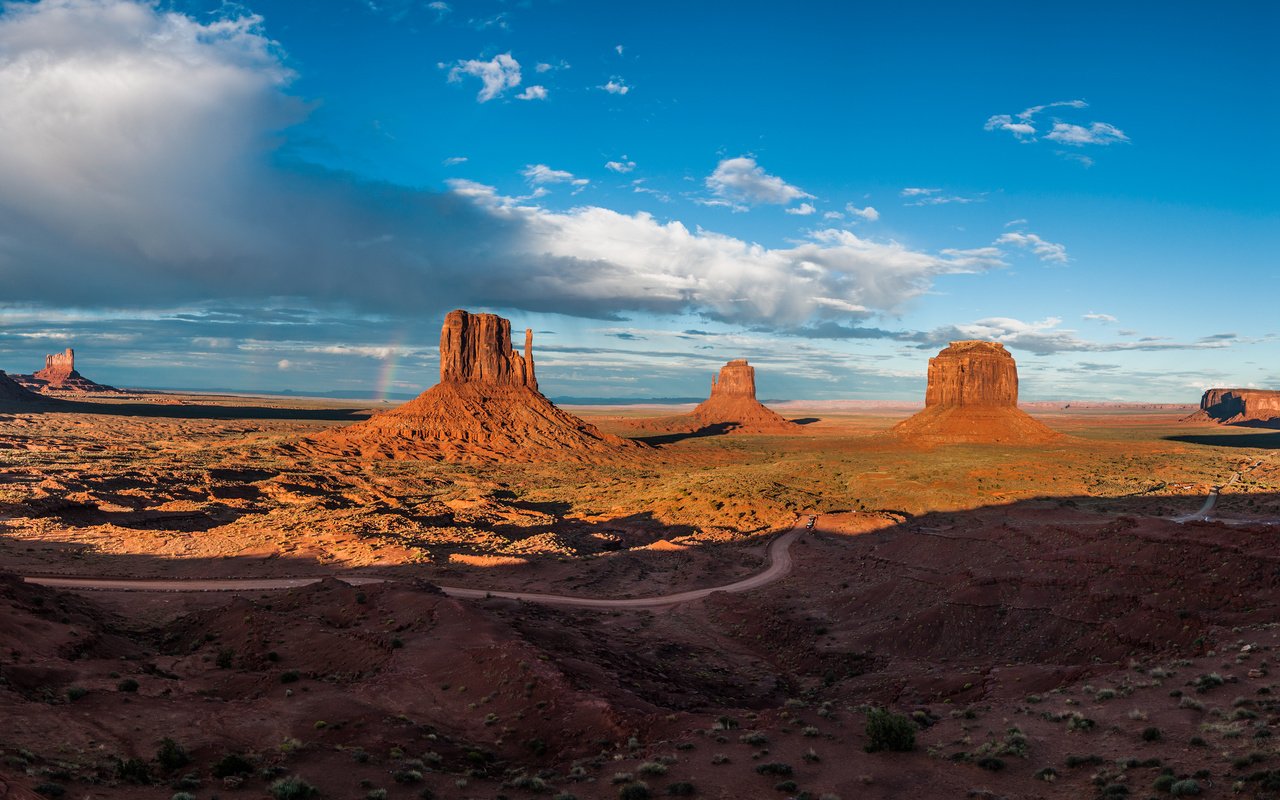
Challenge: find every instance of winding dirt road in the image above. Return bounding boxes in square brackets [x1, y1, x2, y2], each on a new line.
[21, 526, 804, 611]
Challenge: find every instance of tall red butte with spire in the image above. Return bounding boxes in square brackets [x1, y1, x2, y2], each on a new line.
[12, 348, 121, 393]
[321, 310, 638, 461]
[892, 341, 1060, 444]
[691, 359, 798, 433]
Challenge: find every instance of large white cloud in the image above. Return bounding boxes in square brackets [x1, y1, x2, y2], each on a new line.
[0, 0, 1013, 329]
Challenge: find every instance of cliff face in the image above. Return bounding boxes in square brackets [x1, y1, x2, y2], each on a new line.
[439, 311, 537, 390]
[925, 341, 1018, 407]
[895, 341, 1059, 445]
[709, 359, 756, 399]
[318, 310, 635, 462]
[1190, 388, 1280, 424]
[34, 348, 77, 383]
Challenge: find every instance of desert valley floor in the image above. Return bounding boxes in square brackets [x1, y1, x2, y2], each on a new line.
[3, 397, 1280, 799]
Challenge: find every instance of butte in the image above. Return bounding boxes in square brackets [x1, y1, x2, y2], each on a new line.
[689, 359, 799, 434]
[1184, 388, 1280, 427]
[13, 348, 122, 394]
[321, 310, 640, 462]
[892, 340, 1061, 444]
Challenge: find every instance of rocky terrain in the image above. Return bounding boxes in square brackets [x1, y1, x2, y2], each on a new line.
[12, 350, 122, 395]
[0, 372, 48, 410]
[1186, 389, 1280, 427]
[893, 341, 1061, 445]
[315, 311, 639, 462]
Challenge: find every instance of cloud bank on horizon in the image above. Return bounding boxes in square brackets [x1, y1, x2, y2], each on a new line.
[0, 0, 1274, 401]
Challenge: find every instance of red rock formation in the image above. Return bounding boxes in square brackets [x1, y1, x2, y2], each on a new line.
[0, 370, 46, 408]
[894, 341, 1060, 444]
[924, 341, 1018, 407]
[1184, 388, 1280, 425]
[319, 310, 638, 461]
[691, 359, 798, 434]
[13, 348, 122, 394]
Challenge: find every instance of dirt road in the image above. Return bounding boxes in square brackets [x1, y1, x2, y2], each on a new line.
[22, 525, 805, 610]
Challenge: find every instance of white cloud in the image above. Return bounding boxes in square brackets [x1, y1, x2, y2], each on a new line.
[615, 44, 624, 55]
[276, 358, 291, 370]
[605, 159, 636, 173]
[600, 77, 630, 95]
[706, 157, 813, 206]
[822, 211, 844, 220]
[786, 202, 816, 216]
[442, 156, 468, 166]
[1004, 218, 1028, 227]
[846, 204, 879, 221]
[919, 316, 1228, 356]
[447, 52, 521, 102]
[902, 190, 983, 207]
[516, 84, 547, 101]
[1057, 151, 1095, 167]
[995, 231, 1068, 263]
[985, 100, 1127, 150]
[522, 164, 587, 187]
[1083, 313, 1118, 323]
[1045, 121, 1128, 146]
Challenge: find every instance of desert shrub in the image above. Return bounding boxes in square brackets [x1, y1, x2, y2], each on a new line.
[618, 782, 651, 800]
[269, 776, 318, 800]
[638, 762, 667, 776]
[280, 670, 300, 684]
[774, 780, 798, 792]
[1035, 767, 1058, 781]
[864, 708, 915, 752]
[666, 782, 695, 796]
[156, 738, 190, 771]
[171, 793, 196, 800]
[1142, 726, 1162, 742]
[1153, 774, 1176, 791]
[216, 648, 235, 669]
[115, 757, 152, 784]
[506, 774, 546, 791]
[1100, 784, 1129, 797]
[213, 753, 254, 778]
[393, 770, 423, 784]
[710, 754, 729, 765]
[1192, 674, 1225, 693]
[755, 763, 793, 777]
[1066, 713, 1095, 731]
[366, 790, 387, 800]
[738, 731, 768, 746]
[117, 678, 139, 693]
[66, 687, 87, 702]
[1170, 779, 1202, 796]
[977, 756, 1005, 771]
[34, 784, 64, 798]
[1065, 754, 1103, 768]
[802, 748, 820, 763]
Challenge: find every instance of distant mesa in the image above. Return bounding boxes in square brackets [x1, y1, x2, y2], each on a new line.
[892, 340, 1061, 444]
[691, 359, 799, 434]
[319, 310, 640, 461]
[13, 348, 122, 394]
[1185, 388, 1280, 427]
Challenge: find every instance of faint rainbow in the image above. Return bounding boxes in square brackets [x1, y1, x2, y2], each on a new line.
[374, 332, 408, 402]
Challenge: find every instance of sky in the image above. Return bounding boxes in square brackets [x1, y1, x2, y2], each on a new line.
[0, 0, 1276, 402]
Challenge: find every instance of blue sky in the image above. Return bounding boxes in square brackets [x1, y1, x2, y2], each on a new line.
[0, 0, 1275, 401]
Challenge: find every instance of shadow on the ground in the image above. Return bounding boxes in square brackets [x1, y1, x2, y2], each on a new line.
[1166, 431, 1280, 449]
[3, 397, 370, 422]
[790, 417, 821, 426]
[631, 421, 737, 446]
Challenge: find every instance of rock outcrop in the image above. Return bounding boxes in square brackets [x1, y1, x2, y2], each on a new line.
[13, 348, 122, 394]
[1184, 388, 1280, 426]
[0, 370, 47, 409]
[690, 359, 798, 433]
[893, 341, 1060, 444]
[319, 310, 639, 461]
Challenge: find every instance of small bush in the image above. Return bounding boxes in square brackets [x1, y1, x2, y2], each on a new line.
[172, 793, 196, 800]
[34, 784, 65, 798]
[755, 763, 793, 777]
[774, 780, 798, 792]
[738, 731, 768, 746]
[213, 753, 254, 778]
[1142, 727, 1162, 742]
[1065, 754, 1103, 768]
[216, 648, 235, 669]
[280, 670, 300, 684]
[117, 678, 139, 693]
[156, 738, 191, 771]
[864, 708, 915, 753]
[618, 782, 651, 800]
[115, 757, 152, 784]
[66, 687, 87, 702]
[1035, 767, 1058, 782]
[1153, 774, 1176, 791]
[666, 782, 695, 796]
[269, 776, 318, 800]
[1170, 779, 1202, 796]
[977, 756, 1005, 771]
[638, 762, 667, 776]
